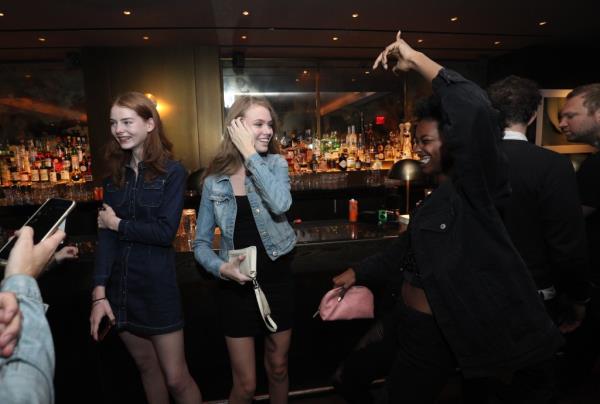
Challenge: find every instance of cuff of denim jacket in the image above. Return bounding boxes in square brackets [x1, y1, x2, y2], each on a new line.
[117, 219, 128, 239]
[1, 274, 42, 303]
[244, 152, 263, 171]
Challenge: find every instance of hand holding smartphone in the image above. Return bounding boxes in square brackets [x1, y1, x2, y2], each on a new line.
[0, 198, 76, 265]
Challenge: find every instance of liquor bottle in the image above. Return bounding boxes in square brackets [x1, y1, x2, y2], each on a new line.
[401, 121, 413, 159]
[310, 154, 319, 173]
[338, 148, 348, 172]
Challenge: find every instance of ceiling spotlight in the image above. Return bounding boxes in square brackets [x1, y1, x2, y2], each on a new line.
[123, 10, 132, 16]
[242, 10, 250, 16]
[364, 70, 370, 75]
[538, 21, 548, 26]
[417, 39, 424, 43]
[450, 16, 459, 22]
[494, 41, 501, 45]
[0, 12, 5, 17]
[143, 36, 149, 40]
[38, 37, 46, 42]
[332, 36, 339, 41]
[241, 35, 247, 39]
[25, 74, 31, 79]
[351, 78, 356, 82]
[352, 13, 359, 18]
[303, 70, 308, 74]
[295, 78, 300, 82]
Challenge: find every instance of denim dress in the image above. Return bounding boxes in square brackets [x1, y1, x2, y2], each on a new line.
[93, 160, 187, 336]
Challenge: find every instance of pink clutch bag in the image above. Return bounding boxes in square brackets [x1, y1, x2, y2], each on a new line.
[315, 286, 375, 321]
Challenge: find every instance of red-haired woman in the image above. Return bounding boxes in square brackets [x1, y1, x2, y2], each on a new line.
[89, 92, 202, 404]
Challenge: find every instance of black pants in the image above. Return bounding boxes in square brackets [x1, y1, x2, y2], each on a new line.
[385, 300, 458, 404]
[333, 315, 397, 404]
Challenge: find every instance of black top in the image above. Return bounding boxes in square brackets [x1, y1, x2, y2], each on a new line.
[498, 139, 590, 302]
[577, 152, 600, 284]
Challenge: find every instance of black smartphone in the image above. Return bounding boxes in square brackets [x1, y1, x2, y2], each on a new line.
[0, 198, 76, 265]
[97, 316, 114, 341]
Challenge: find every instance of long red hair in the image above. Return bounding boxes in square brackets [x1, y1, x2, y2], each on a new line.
[104, 92, 173, 186]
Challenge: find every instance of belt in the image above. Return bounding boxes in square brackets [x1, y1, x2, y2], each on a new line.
[538, 285, 556, 301]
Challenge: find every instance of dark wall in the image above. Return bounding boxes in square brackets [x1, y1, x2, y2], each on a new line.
[487, 39, 600, 88]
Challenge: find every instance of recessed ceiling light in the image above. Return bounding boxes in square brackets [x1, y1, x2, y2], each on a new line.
[352, 13, 359, 18]
[364, 70, 370, 75]
[123, 10, 132, 16]
[0, 12, 5, 17]
[295, 78, 300, 82]
[303, 70, 308, 74]
[332, 36, 339, 41]
[450, 16, 459, 22]
[494, 41, 501, 45]
[351, 78, 356, 82]
[417, 39, 424, 43]
[242, 10, 250, 16]
[38, 37, 46, 42]
[143, 36, 149, 40]
[25, 74, 31, 79]
[241, 35, 247, 39]
[538, 21, 548, 26]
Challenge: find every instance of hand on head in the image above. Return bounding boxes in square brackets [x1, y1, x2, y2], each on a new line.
[4, 226, 65, 280]
[0, 292, 21, 357]
[227, 117, 256, 158]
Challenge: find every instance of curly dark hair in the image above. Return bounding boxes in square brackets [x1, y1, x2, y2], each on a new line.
[487, 75, 541, 129]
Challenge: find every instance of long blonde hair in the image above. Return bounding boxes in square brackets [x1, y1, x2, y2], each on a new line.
[205, 96, 281, 177]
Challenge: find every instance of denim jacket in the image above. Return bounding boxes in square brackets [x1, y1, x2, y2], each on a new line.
[0, 275, 55, 404]
[193, 153, 296, 278]
[93, 160, 186, 287]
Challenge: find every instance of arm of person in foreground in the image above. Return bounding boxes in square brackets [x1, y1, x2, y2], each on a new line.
[0, 226, 64, 404]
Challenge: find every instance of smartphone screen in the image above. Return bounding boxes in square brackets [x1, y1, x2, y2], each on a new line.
[0, 198, 76, 263]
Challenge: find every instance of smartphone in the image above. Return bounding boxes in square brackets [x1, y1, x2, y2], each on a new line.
[0, 198, 76, 265]
[97, 316, 114, 341]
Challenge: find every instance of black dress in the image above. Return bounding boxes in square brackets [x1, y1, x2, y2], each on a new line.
[218, 195, 294, 337]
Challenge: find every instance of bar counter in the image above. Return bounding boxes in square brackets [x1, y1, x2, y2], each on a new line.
[28, 218, 403, 403]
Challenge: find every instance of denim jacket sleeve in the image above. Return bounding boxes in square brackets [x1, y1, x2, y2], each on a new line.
[433, 68, 510, 210]
[0, 275, 55, 404]
[93, 228, 118, 287]
[193, 179, 226, 278]
[245, 153, 292, 215]
[117, 163, 186, 246]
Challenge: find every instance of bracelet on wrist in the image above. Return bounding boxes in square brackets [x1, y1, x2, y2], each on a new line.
[92, 297, 107, 304]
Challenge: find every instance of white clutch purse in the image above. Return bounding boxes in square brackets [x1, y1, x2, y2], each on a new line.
[227, 246, 277, 332]
[228, 246, 257, 279]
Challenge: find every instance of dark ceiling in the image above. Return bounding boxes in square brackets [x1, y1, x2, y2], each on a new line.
[0, 0, 599, 62]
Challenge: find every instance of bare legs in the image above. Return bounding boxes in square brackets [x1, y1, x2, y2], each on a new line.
[226, 329, 292, 404]
[120, 330, 202, 404]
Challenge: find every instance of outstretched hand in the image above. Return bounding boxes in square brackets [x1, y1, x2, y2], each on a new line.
[373, 30, 442, 81]
[372, 31, 417, 73]
[228, 117, 256, 159]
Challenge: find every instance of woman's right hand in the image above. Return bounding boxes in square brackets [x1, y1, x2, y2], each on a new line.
[333, 268, 356, 289]
[219, 255, 252, 285]
[90, 298, 115, 341]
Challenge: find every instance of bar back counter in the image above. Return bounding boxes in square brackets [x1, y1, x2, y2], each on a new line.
[0, 192, 405, 403]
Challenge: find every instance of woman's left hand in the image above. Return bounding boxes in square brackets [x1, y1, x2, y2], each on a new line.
[228, 117, 256, 159]
[98, 204, 121, 231]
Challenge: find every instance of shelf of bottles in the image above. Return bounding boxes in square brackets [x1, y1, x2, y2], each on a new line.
[0, 133, 95, 206]
[283, 122, 418, 191]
